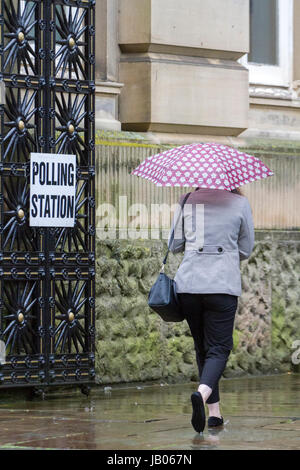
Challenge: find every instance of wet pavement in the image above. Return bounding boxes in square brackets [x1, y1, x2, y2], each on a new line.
[0, 373, 299, 450]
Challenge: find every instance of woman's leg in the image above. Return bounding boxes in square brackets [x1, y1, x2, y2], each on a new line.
[199, 294, 238, 406]
[178, 293, 223, 404]
[178, 293, 237, 432]
[178, 293, 205, 381]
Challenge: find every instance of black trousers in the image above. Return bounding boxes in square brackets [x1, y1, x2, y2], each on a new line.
[178, 293, 238, 404]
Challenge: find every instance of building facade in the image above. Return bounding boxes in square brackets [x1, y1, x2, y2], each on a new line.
[96, 0, 300, 142]
[95, 0, 299, 229]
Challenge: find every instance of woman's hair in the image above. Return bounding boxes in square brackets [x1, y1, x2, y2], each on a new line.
[231, 188, 243, 196]
[195, 187, 243, 196]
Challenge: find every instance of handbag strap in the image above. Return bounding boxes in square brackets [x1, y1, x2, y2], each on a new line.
[161, 192, 191, 272]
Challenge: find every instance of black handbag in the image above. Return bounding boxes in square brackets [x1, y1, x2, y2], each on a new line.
[148, 192, 191, 322]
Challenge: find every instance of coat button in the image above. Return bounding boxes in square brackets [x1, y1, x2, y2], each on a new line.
[198, 247, 203, 252]
[218, 247, 223, 252]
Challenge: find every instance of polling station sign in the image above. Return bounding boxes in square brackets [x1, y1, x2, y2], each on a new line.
[30, 153, 76, 227]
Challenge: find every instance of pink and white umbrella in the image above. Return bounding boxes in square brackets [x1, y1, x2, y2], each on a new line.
[131, 143, 274, 191]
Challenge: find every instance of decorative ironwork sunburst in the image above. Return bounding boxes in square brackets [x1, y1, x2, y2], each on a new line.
[3, 0, 38, 75]
[54, 280, 87, 353]
[3, 87, 37, 163]
[55, 92, 88, 165]
[2, 177, 37, 251]
[55, 5, 88, 80]
[2, 281, 37, 355]
[55, 180, 88, 252]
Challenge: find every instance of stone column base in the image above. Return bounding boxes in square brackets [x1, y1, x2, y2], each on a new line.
[95, 81, 123, 131]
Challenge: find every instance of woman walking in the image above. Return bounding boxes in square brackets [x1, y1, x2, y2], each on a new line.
[168, 187, 255, 433]
[132, 142, 272, 433]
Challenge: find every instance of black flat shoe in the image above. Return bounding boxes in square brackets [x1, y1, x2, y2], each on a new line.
[191, 392, 206, 433]
[208, 416, 224, 427]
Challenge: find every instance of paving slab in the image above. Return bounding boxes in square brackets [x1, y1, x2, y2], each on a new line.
[0, 374, 299, 450]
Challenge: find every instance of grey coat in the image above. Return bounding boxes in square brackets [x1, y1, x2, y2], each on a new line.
[168, 188, 255, 297]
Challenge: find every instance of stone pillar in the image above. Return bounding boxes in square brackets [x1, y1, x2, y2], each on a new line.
[293, 0, 300, 98]
[118, 0, 249, 136]
[95, 0, 123, 131]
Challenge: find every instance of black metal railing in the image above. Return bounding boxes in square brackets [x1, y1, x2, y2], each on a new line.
[0, 0, 95, 395]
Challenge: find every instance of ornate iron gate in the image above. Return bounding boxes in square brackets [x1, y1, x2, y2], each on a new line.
[0, 0, 95, 394]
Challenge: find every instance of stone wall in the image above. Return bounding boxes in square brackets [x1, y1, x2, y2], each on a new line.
[118, 0, 249, 135]
[94, 132, 300, 384]
[95, 231, 300, 385]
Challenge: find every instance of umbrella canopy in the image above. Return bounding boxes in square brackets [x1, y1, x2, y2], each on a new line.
[131, 143, 274, 191]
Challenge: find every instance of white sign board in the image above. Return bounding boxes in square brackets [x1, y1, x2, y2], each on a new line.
[30, 153, 76, 227]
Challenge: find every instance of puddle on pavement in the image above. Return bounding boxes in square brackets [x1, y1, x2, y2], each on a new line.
[0, 373, 299, 449]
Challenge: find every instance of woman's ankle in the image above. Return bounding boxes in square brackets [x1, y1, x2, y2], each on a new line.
[207, 401, 221, 418]
[197, 384, 212, 403]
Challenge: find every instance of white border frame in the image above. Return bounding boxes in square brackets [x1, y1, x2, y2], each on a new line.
[240, 0, 293, 87]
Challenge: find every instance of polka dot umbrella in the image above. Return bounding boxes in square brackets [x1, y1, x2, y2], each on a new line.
[131, 143, 274, 191]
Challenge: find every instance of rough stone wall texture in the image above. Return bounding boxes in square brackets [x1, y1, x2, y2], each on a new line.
[96, 239, 194, 384]
[269, 237, 300, 372]
[95, 232, 300, 385]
